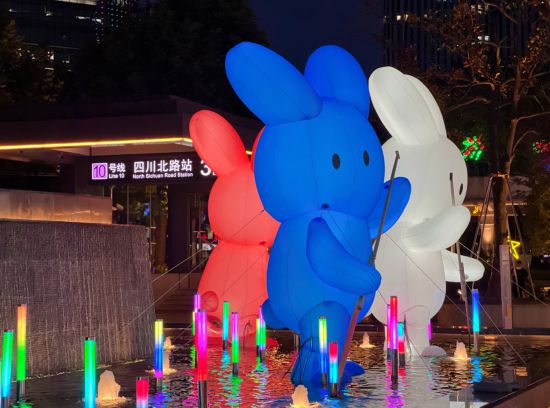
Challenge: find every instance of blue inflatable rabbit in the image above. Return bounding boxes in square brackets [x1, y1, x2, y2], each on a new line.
[225, 42, 411, 386]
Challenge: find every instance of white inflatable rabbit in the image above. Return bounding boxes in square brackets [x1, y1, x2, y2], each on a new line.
[368, 67, 484, 354]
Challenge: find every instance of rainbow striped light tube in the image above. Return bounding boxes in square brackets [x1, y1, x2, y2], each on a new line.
[328, 341, 338, 397]
[16, 304, 27, 384]
[318, 316, 328, 379]
[154, 319, 164, 378]
[397, 322, 405, 354]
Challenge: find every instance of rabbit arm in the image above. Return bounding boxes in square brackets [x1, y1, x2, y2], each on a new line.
[401, 206, 470, 252]
[442, 250, 485, 282]
[368, 177, 411, 237]
[261, 299, 287, 329]
[306, 218, 381, 295]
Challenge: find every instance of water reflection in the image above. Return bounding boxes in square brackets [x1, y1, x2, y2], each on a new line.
[470, 357, 483, 383]
[17, 332, 550, 407]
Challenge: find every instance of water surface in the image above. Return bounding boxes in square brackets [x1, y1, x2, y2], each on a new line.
[16, 331, 550, 407]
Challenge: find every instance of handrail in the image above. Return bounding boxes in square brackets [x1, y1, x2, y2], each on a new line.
[481, 375, 550, 408]
[152, 248, 208, 284]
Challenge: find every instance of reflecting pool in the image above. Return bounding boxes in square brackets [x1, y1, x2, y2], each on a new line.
[16, 331, 550, 407]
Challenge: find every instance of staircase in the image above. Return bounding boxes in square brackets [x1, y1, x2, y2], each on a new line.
[155, 287, 196, 327]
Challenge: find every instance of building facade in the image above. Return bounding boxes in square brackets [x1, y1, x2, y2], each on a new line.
[383, 0, 533, 69]
[95, 0, 136, 40]
[0, 0, 136, 65]
[1, 0, 98, 65]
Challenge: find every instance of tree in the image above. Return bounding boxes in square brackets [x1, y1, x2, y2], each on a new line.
[524, 178, 550, 256]
[523, 152, 550, 255]
[394, 0, 550, 295]
[69, 0, 267, 112]
[0, 14, 63, 104]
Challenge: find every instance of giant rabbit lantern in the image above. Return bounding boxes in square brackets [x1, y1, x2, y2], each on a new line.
[225, 43, 411, 384]
[190, 110, 279, 338]
[369, 67, 484, 353]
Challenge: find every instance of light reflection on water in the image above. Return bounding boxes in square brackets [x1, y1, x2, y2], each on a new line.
[19, 332, 550, 407]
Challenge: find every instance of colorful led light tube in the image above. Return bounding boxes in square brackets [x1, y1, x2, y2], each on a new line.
[328, 341, 338, 397]
[389, 296, 398, 350]
[154, 319, 164, 378]
[259, 308, 266, 351]
[427, 320, 432, 342]
[222, 301, 230, 349]
[231, 312, 239, 375]
[256, 318, 261, 353]
[472, 289, 480, 333]
[397, 322, 405, 355]
[318, 316, 328, 381]
[192, 293, 201, 336]
[136, 377, 148, 408]
[16, 304, 27, 383]
[194, 293, 201, 311]
[386, 304, 392, 350]
[1, 330, 14, 400]
[328, 341, 338, 384]
[196, 310, 208, 381]
[83, 337, 96, 408]
[260, 322, 266, 351]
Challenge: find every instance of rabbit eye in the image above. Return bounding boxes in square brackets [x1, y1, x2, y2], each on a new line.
[363, 150, 369, 166]
[332, 153, 341, 169]
[459, 183, 464, 195]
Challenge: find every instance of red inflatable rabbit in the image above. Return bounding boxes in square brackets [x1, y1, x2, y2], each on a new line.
[190, 110, 279, 339]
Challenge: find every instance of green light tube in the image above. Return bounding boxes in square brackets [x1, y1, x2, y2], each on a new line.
[84, 337, 96, 408]
[222, 301, 230, 345]
[262, 325, 267, 349]
[1, 330, 14, 399]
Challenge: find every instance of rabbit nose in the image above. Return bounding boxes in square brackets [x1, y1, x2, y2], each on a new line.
[321, 203, 329, 209]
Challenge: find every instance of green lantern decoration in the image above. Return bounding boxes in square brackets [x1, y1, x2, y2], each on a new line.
[461, 136, 485, 161]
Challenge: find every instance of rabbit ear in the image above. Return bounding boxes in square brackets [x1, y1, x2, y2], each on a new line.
[226, 42, 322, 126]
[369, 67, 444, 145]
[405, 75, 447, 138]
[189, 110, 249, 176]
[304, 45, 370, 116]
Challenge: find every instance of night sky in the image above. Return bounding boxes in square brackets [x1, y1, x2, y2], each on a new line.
[248, 0, 384, 76]
[137, 0, 385, 76]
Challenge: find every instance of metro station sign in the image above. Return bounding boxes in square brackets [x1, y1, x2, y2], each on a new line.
[90, 153, 215, 183]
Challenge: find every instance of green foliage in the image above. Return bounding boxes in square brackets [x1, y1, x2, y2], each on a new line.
[523, 163, 550, 255]
[70, 0, 267, 112]
[396, 0, 550, 175]
[0, 19, 62, 104]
